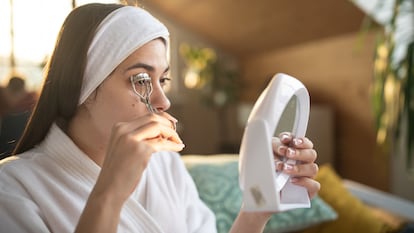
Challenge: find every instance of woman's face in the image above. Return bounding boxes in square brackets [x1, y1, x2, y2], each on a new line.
[81, 39, 171, 137]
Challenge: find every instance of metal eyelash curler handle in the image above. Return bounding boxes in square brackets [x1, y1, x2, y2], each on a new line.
[130, 73, 177, 131]
[130, 73, 158, 113]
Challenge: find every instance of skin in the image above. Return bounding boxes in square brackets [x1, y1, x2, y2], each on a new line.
[70, 39, 320, 233]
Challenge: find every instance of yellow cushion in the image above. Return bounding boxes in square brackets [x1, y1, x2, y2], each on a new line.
[301, 164, 398, 233]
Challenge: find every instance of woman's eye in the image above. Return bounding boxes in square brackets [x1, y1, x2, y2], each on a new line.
[137, 79, 149, 85]
[160, 76, 171, 86]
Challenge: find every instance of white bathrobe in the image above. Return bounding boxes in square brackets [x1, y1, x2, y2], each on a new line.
[0, 123, 216, 233]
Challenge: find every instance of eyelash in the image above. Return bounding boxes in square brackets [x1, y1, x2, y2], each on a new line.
[130, 73, 171, 87]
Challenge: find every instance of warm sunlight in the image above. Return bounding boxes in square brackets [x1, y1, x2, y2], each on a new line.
[0, 1, 70, 64]
[0, 0, 118, 89]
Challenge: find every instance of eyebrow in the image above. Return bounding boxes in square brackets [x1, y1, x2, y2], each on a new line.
[126, 62, 170, 74]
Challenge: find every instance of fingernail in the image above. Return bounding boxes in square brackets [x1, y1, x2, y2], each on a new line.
[281, 134, 290, 141]
[284, 163, 293, 171]
[171, 121, 177, 131]
[275, 161, 283, 171]
[178, 137, 184, 144]
[167, 115, 178, 123]
[278, 146, 285, 154]
[287, 148, 295, 157]
[293, 138, 303, 146]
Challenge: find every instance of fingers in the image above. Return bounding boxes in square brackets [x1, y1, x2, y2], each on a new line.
[273, 132, 318, 178]
[135, 120, 185, 152]
[290, 177, 321, 199]
[282, 162, 319, 178]
[134, 120, 182, 143]
[273, 132, 317, 164]
[113, 113, 177, 135]
[107, 113, 185, 156]
[156, 111, 178, 130]
[278, 132, 314, 149]
[278, 146, 317, 163]
[97, 113, 183, 204]
[273, 132, 320, 199]
[145, 112, 178, 132]
[274, 144, 317, 164]
[146, 136, 185, 152]
[114, 113, 182, 140]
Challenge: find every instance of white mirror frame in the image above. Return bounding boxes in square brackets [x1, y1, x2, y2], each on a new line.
[239, 73, 310, 211]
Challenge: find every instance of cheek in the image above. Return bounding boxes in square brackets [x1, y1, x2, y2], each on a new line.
[95, 90, 145, 123]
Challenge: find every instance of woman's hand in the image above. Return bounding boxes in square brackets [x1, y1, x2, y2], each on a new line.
[230, 133, 320, 233]
[76, 112, 184, 233]
[272, 132, 320, 198]
[97, 112, 184, 202]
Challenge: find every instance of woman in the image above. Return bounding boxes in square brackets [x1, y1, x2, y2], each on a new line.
[0, 3, 320, 233]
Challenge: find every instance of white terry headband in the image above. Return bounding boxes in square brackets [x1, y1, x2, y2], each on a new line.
[79, 6, 170, 105]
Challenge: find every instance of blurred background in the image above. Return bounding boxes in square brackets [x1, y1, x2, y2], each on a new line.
[0, 0, 413, 202]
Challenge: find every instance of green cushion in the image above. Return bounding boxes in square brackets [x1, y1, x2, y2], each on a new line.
[183, 155, 337, 233]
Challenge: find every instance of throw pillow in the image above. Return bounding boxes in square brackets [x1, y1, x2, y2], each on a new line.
[301, 164, 397, 233]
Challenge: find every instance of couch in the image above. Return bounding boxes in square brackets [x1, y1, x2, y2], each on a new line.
[182, 154, 414, 233]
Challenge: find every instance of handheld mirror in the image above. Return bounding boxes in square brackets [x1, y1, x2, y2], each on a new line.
[238, 73, 311, 211]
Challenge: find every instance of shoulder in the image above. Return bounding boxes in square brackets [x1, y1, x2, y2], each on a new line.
[0, 152, 46, 220]
[0, 150, 48, 189]
[1, 154, 31, 175]
[1, 149, 44, 170]
[0, 166, 50, 233]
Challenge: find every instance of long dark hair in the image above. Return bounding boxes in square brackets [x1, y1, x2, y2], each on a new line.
[14, 3, 124, 154]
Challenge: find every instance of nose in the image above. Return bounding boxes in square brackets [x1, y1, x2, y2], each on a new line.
[150, 83, 171, 112]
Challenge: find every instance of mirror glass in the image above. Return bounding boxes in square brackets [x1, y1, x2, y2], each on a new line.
[274, 95, 297, 137]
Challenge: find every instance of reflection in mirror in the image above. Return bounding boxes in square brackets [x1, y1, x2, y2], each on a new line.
[274, 95, 297, 137]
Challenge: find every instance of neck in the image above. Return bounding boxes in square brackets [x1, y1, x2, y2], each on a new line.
[67, 109, 107, 167]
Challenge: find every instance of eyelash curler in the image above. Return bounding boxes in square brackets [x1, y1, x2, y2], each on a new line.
[130, 72, 177, 131]
[130, 72, 158, 113]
